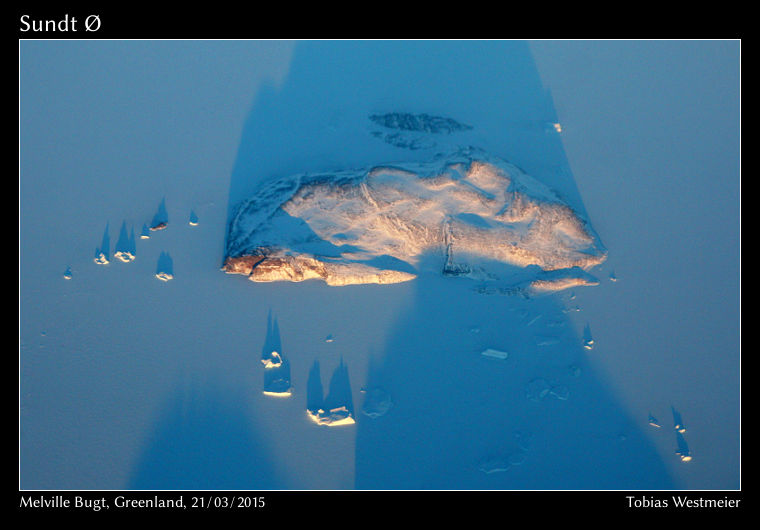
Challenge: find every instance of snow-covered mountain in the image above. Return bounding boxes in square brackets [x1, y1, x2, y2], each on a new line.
[223, 147, 606, 288]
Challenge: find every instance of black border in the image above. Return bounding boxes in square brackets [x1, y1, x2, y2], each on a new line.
[15, 490, 747, 517]
[17, 5, 742, 518]
[14, 5, 743, 40]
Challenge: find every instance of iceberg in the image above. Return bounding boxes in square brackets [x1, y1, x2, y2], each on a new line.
[307, 406, 355, 426]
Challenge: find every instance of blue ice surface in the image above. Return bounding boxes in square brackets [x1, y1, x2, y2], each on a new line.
[19, 39, 739, 490]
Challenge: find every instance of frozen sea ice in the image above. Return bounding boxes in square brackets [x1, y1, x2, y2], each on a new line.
[361, 387, 393, 419]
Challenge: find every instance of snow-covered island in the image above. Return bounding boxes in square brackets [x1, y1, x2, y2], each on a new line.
[223, 147, 606, 289]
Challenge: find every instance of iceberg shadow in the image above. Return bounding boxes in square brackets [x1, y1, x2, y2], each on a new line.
[94, 222, 110, 263]
[323, 358, 354, 417]
[156, 251, 173, 278]
[150, 197, 169, 230]
[306, 360, 324, 414]
[260, 311, 291, 395]
[354, 254, 676, 489]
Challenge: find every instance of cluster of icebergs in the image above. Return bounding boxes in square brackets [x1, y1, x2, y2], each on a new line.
[79, 199, 199, 282]
[649, 407, 693, 462]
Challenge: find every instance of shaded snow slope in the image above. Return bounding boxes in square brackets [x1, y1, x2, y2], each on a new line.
[224, 147, 606, 287]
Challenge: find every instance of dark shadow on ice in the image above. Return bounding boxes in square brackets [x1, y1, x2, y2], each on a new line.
[323, 357, 354, 417]
[354, 253, 676, 489]
[150, 197, 169, 230]
[261, 309, 282, 363]
[675, 430, 691, 462]
[94, 222, 110, 263]
[222, 40, 675, 489]
[306, 360, 324, 414]
[129, 226, 136, 255]
[263, 358, 292, 396]
[671, 406, 686, 432]
[260, 311, 291, 395]
[156, 251, 173, 279]
[114, 221, 136, 261]
[115, 221, 129, 253]
[129, 381, 285, 489]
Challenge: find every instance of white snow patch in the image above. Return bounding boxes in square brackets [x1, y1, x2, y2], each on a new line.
[480, 348, 509, 360]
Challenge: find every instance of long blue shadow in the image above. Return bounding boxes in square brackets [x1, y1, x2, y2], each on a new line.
[129, 380, 285, 490]
[222, 40, 675, 489]
[354, 255, 675, 489]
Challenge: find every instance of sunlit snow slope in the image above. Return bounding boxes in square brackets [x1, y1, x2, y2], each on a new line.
[224, 147, 606, 288]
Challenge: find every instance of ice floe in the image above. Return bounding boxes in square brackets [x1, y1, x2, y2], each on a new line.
[361, 387, 393, 419]
[480, 348, 509, 360]
[525, 378, 551, 402]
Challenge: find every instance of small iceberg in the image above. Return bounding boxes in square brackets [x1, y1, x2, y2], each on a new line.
[63, 266, 72, 280]
[481, 348, 509, 360]
[149, 198, 169, 231]
[307, 406, 355, 426]
[675, 431, 692, 462]
[114, 222, 136, 262]
[94, 224, 110, 265]
[672, 406, 686, 433]
[261, 351, 283, 369]
[189, 210, 199, 226]
[155, 251, 174, 281]
[583, 323, 594, 350]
